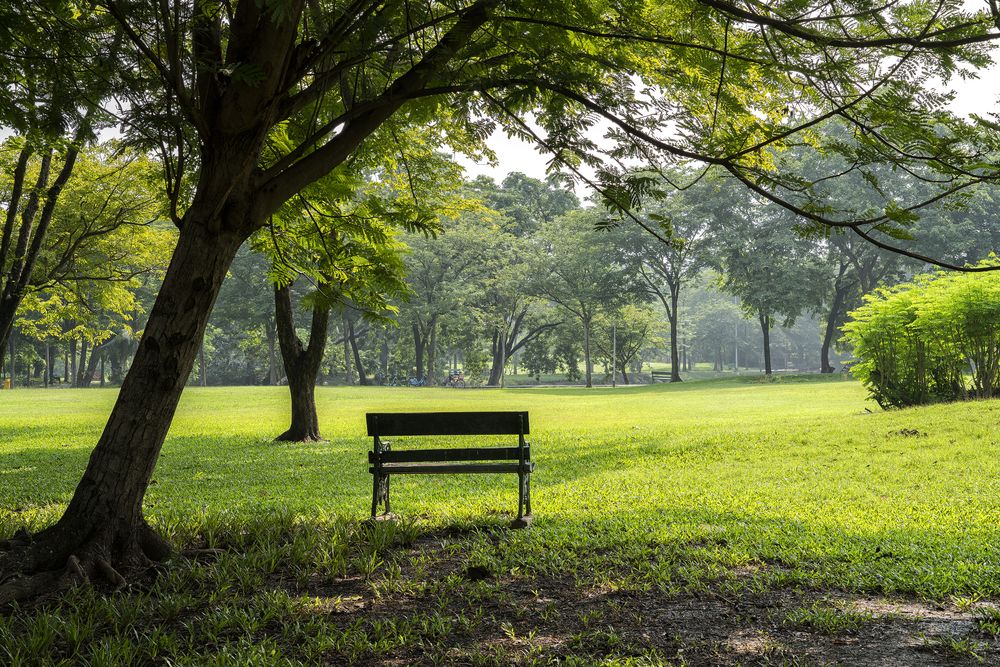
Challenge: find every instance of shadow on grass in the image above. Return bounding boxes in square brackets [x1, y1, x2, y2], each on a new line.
[3, 505, 998, 665]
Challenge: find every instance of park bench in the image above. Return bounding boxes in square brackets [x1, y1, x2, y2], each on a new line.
[366, 411, 534, 528]
[650, 370, 671, 383]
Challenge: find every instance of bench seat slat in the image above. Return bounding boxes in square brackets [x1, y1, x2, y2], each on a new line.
[369, 462, 534, 475]
[371, 447, 525, 463]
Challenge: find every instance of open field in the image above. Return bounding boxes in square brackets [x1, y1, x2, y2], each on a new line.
[2, 377, 1000, 665]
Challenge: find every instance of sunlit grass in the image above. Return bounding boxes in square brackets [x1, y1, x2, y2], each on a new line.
[1, 376, 999, 664]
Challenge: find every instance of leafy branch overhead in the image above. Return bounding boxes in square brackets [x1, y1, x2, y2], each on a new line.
[37, 0, 996, 266]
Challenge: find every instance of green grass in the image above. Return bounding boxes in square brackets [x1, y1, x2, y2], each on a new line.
[1, 376, 999, 664]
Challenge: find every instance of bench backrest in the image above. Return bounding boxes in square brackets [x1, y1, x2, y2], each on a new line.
[366, 411, 529, 437]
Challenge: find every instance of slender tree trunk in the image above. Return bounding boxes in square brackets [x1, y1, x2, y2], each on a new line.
[347, 313, 368, 385]
[759, 312, 773, 376]
[413, 322, 425, 380]
[266, 322, 279, 385]
[426, 315, 438, 385]
[6, 334, 14, 388]
[341, 312, 354, 385]
[487, 330, 504, 386]
[582, 316, 593, 388]
[69, 339, 77, 386]
[821, 263, 849, 373]
[274, 283, 330, 441]
[84, 344, 103, 387]
[76, 340, 89, 388]
[668, 286, 683, 382]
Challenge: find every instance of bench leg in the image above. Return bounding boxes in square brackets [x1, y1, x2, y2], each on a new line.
[371, 473, 390, 518]
[511, 471, 533, 529]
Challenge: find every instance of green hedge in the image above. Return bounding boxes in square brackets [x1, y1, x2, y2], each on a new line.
[842, 260, 1000, 408]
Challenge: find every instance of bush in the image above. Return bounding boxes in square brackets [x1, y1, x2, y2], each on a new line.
[842, 260, 1000, 408]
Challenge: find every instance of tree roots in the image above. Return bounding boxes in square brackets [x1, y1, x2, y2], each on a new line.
[0, 522, 172, 607]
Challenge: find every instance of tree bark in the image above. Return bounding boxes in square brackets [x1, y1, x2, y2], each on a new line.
[582, 316, 593, 388]
[274, 283, 330, 442]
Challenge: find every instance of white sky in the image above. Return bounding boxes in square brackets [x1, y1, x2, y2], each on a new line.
[458, 64, 1000, 195]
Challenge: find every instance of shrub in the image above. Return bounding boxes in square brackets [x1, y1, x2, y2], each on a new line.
[842, 259, 1000, 408]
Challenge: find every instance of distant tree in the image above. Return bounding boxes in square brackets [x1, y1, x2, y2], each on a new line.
[715, 200, 828, 376]
[593, 304, 661, 384]
[532, 211, 637, 387]
[403, 215, 498, 383]
[620, 172, 716, 381]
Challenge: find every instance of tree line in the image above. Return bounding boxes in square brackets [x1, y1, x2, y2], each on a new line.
[7, 160, 998, 401]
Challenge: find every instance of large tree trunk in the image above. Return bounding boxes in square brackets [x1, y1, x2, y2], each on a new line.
[0, 220, 245, 602]
[274, 283, 330, 442]
[759, 312, 773, 376]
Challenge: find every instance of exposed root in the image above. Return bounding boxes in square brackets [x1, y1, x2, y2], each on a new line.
[139, 521, 173, 562]
[0, 528, 32, 550]
[0, 554, 88, 606]
[65, 555, 87, 582]
[96, 558, 127, 591]
[0, 520, 173, 606]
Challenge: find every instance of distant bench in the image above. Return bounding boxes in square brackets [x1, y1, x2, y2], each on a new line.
[651, 370, 672, 383]
[366, 411, 534, 528]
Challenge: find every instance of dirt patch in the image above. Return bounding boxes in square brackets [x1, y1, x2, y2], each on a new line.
[304, 543, 999, 666]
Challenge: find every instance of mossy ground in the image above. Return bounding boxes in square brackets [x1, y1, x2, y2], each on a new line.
[1, 377, 998, 665]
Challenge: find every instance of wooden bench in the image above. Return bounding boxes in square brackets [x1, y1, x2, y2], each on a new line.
[651, 370, 672, 383]
[366, 411, 534, 528]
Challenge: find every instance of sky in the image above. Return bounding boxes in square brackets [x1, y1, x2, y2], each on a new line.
[457, 64, 1000, 193]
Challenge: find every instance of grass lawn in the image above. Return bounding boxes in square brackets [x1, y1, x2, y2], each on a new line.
[2, 376, 999, 665]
